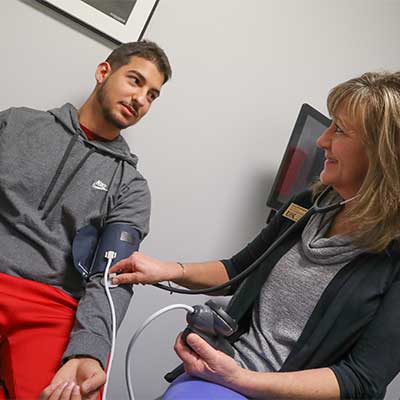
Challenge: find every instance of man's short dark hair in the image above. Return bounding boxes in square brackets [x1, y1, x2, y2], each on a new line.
[106, 40, 172, 83]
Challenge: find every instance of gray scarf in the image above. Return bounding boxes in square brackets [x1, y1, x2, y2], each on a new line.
[301, 193, 363, 265]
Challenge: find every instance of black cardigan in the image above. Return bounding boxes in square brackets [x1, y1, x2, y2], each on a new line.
[222, 190, 400, 399]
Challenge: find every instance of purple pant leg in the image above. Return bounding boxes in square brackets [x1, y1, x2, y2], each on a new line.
[162, 374, 248, 400]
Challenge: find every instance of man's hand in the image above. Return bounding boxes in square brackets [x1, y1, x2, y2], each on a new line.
[39, 358, 106, 400]
[109, 251, 182, 285]
[174, 333, 243, 389]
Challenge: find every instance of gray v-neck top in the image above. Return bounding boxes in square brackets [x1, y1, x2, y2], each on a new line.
[233, 204, 363, 372]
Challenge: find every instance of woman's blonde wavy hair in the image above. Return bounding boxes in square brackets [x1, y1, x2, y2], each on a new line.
[313, 71, 400, 252]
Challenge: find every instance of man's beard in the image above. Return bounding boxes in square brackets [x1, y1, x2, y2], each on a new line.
[96, 84, 131, 130]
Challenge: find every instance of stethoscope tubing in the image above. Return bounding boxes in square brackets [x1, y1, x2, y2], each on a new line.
[153, 186, 343, 295]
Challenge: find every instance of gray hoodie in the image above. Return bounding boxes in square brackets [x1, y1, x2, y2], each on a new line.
[0, 103, 151, 367]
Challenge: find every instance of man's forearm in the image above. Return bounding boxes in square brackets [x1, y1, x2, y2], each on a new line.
[63, 277, 133, 368]
[231, 367, 340, 400]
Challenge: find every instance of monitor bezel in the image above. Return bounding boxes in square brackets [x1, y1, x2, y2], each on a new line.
[267, 103, 331, 211]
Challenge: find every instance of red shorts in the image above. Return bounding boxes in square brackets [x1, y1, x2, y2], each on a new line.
[0, 273, 79, 399]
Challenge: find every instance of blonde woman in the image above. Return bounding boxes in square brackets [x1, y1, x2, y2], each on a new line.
[112, 71, 400, 400]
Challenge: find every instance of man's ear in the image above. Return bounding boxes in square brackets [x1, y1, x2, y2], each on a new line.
[95, 62, 112, 84]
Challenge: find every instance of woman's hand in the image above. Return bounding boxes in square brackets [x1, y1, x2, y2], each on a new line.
[174, 332, 243, 389]
[109, 252, 182, 285]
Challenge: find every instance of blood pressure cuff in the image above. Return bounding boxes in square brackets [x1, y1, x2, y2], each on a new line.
[72, 223, 140, 280]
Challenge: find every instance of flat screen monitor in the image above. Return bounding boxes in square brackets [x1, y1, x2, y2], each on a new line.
[267, 103, 331, 211]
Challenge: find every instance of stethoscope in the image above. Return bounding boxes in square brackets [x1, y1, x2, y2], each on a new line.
[153, 186, 356, 295]
[313, 185, 357, 212]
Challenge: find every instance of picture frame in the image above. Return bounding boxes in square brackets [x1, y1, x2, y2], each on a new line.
[37, 0, 160, 44]
[267, 103, 331, 212]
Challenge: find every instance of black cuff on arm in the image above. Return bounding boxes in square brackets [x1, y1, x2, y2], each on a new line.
[220, 258, 241, 294]
[329, 364, 385, 400]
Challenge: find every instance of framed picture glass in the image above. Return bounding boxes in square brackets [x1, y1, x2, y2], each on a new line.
[267, 104, 331, 211]
[37, 0, 160, 44]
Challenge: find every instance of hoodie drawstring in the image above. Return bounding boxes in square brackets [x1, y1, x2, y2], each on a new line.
[38, 132, 79, 211]
[41, 147, 96, 220]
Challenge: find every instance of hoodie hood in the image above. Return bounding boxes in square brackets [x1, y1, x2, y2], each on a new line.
[49, 103, 139, 167]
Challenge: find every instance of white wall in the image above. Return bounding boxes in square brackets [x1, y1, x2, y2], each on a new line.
[1, 0, 400, 398]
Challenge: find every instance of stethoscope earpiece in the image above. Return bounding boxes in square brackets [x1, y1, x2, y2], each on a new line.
[313, 186, 358, 214]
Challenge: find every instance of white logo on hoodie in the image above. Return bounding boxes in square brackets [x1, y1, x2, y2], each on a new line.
[92, 180, 108, 192]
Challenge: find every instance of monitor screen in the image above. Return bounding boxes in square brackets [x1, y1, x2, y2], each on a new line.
[267, 104, 331, 211]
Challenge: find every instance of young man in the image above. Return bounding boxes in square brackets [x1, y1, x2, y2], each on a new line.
[0, 40, 171, 400]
